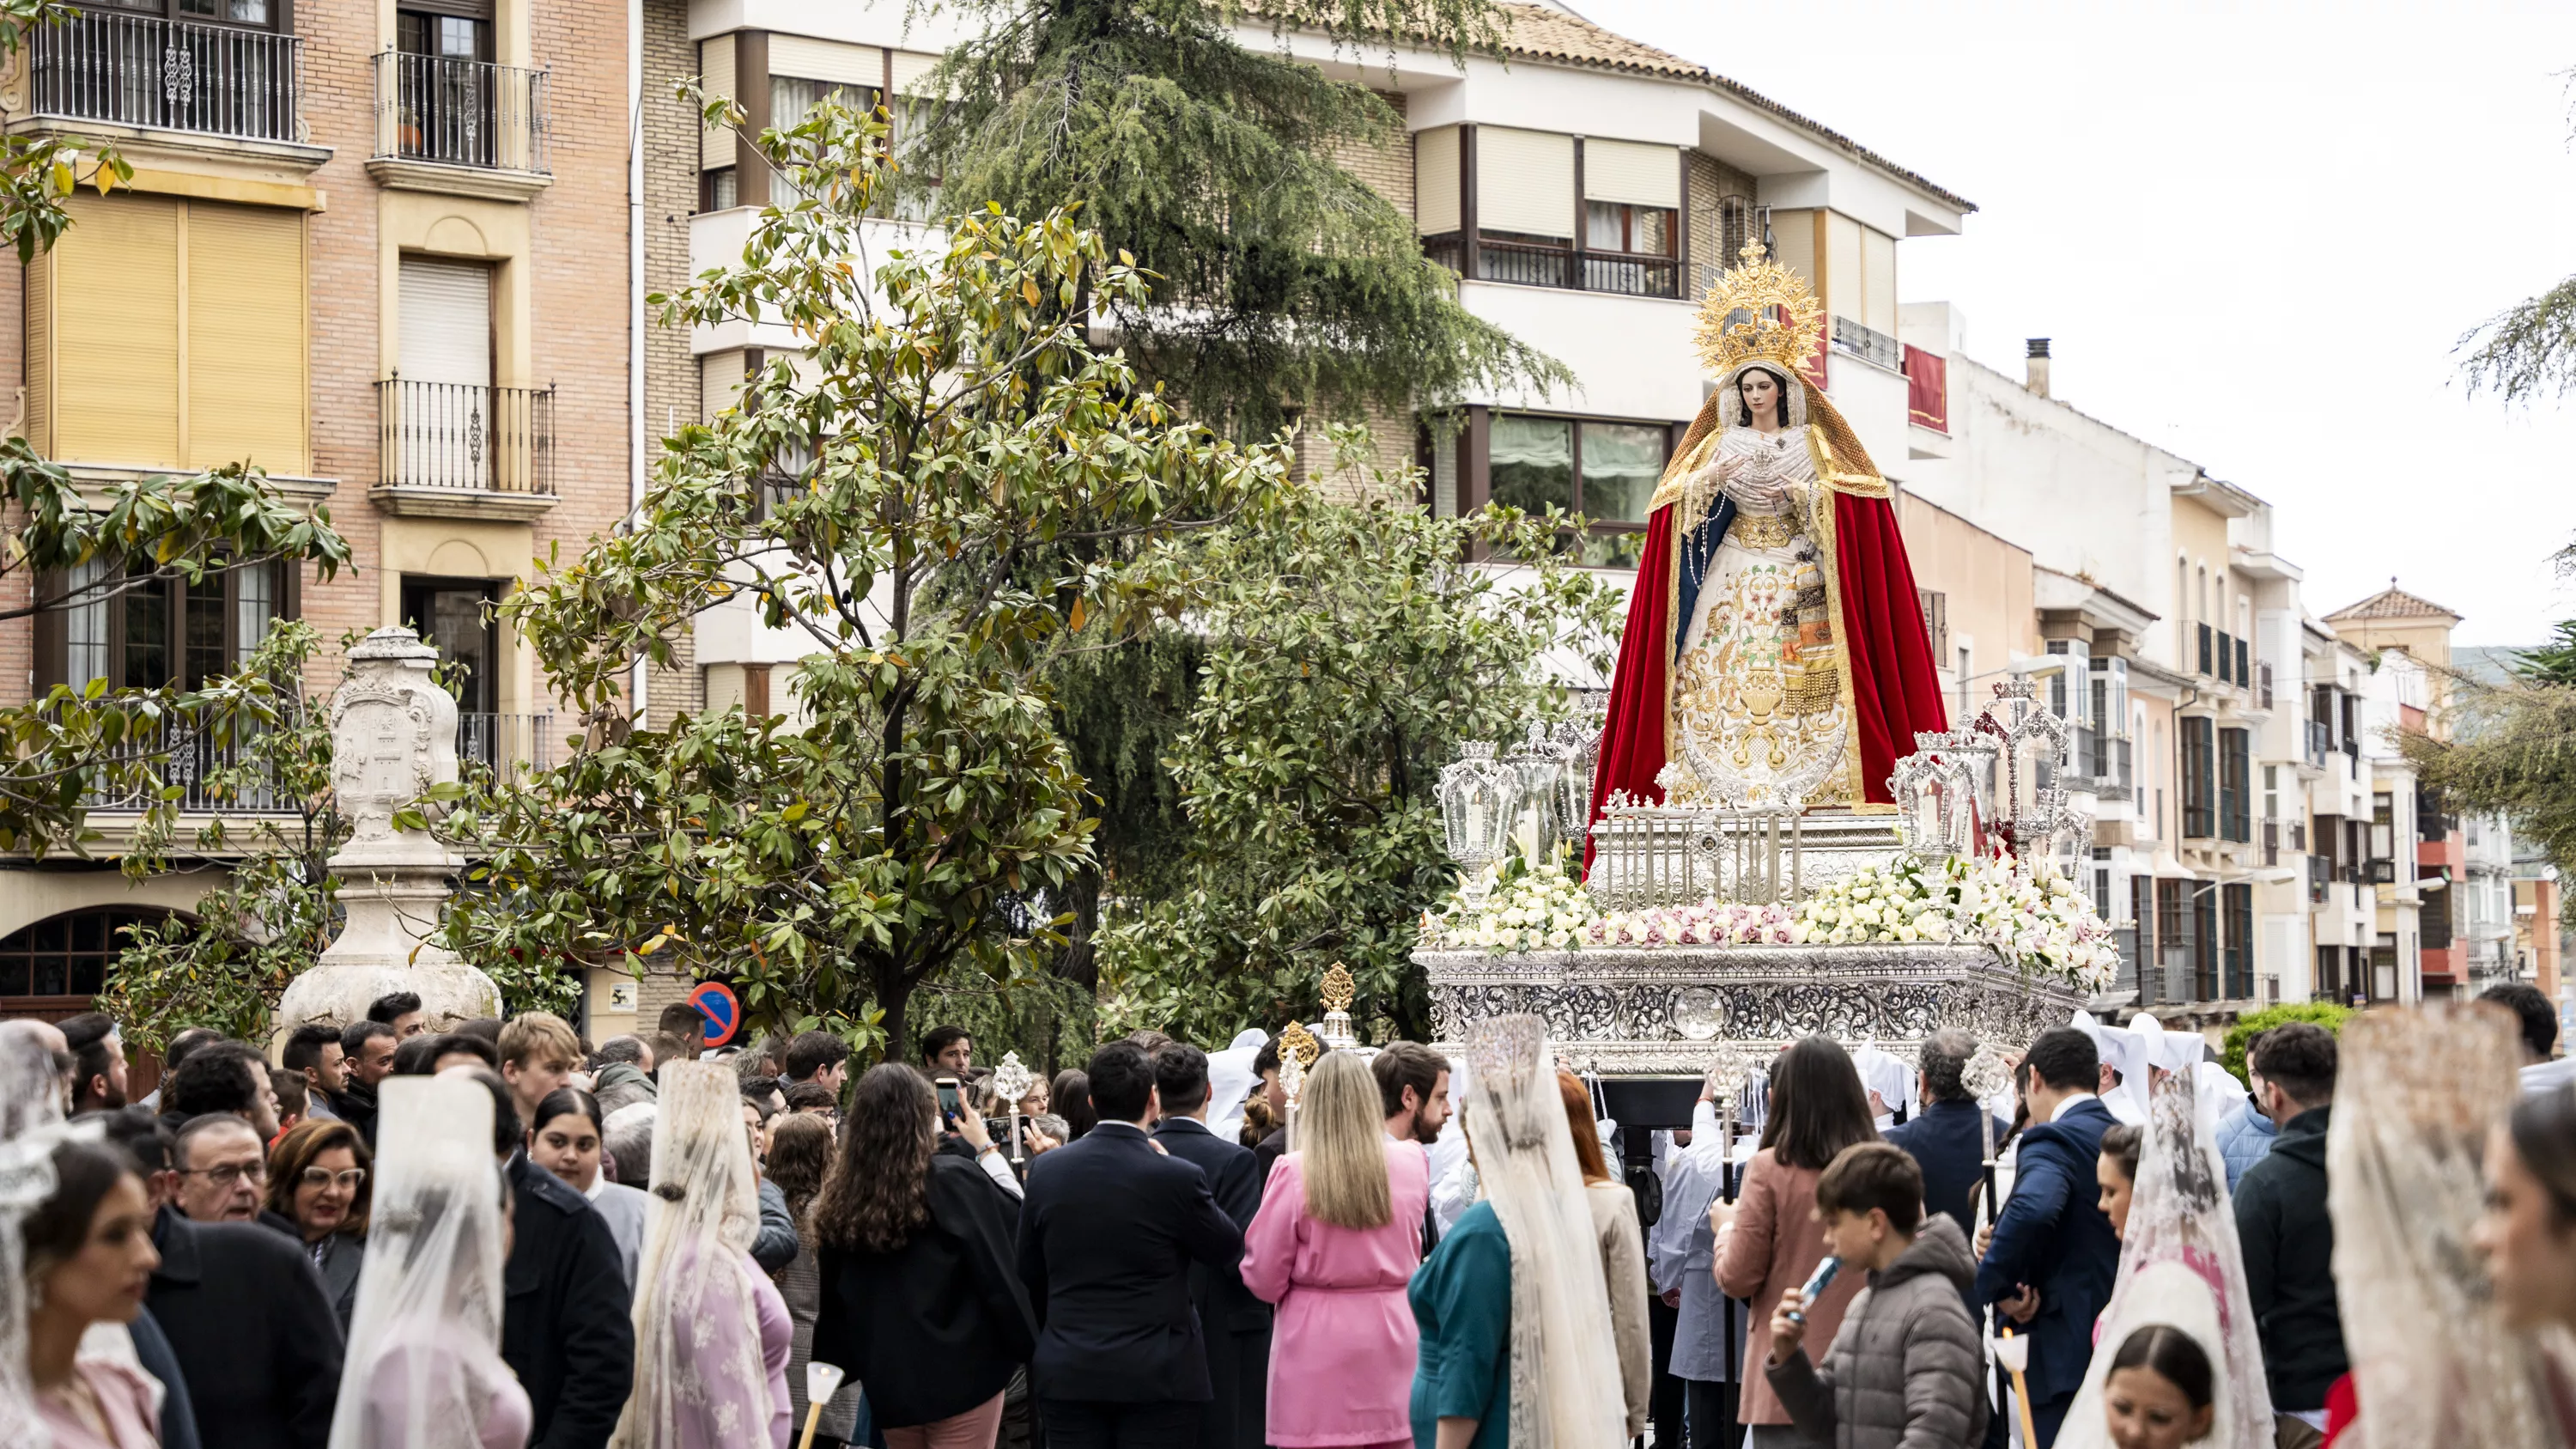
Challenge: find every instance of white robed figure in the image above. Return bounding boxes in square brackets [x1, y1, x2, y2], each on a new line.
[2056, 1068, 2272, 1448]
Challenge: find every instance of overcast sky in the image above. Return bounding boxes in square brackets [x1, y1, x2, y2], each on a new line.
[1575, 0, 2576, 646]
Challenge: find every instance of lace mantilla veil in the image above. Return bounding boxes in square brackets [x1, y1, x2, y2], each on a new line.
[2328, 1003, 2567, 1449]
[2057, 1068, 2272, 1449]
[611, 1060, 771, 1449]
[1459, 1014, 1627, 1449]
[329, 1074, 516, 1449]
[0, 1027, 66, 1448]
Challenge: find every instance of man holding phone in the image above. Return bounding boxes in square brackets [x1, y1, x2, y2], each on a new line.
[935, 1069, 1024, 1198]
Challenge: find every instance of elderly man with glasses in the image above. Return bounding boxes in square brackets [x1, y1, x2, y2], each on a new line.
[172, 1114, 271, 1224]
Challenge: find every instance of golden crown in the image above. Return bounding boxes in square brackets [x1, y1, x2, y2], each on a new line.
[1693, 240, 1826, 378]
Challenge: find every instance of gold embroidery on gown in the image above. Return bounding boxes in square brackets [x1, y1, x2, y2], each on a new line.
[1665, 423, 1850, 810]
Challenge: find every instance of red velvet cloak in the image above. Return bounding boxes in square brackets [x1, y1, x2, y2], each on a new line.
[1587, 489, 1949, 856]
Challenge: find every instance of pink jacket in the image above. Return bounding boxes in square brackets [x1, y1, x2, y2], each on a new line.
[1240, 1140, 1430, 1448]
[1715, 1148, 1865, 1426]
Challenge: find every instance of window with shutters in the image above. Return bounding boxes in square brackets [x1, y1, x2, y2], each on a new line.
[2222, 882, 2253, 998]
[24, 192, 308, 474]
[2180, 715, 2215, 839]
[2219, 726, 2251, 843]
[382, 255, 548, 496]
[1417, 126, 1684, 299]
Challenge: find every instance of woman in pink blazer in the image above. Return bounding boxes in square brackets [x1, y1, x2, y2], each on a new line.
[1240, 1051, 1431, 1449]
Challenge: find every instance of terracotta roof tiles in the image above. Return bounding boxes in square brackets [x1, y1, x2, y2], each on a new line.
[2324, 586, 2462, 624]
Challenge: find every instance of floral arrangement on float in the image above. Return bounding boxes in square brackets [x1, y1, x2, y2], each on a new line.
[1791, 851, 2120, 992]
[1425, 845, 2117, 993]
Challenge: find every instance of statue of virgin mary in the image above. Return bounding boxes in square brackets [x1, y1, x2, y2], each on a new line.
[1589, 242, 1948, 837]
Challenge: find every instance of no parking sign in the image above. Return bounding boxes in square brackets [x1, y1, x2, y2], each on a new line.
[687, 981, 742, 1048]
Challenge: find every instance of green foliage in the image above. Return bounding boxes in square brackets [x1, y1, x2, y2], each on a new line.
[2402, 676, 2576, 919]
[910, 0, 1565, 438]
[2461, 271, 2576, 408]
[2515, 620, 2576, 688]
[909, 963, 1097, 1079]
[1097, 431, 1620, 1044]
[434, 97, 1293, 1055]
[2220, 1001, 2354, 1081]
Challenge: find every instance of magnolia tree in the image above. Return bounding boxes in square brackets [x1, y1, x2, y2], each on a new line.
[1097, 435, 1621, 1044]
[432, 100, 1292, 1052]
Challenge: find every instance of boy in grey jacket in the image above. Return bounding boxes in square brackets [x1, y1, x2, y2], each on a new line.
[1765, 1142, 1990, 1449]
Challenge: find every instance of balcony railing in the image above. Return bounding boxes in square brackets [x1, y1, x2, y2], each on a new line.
[1831, 315, 1904, 373]
[457, 712, 554, 782]
[378, 378, 555, 495]
[1422, 233, 1679, 298]
[86, 720, 296, 813]
[27, 13, 303, 143]
[372, 51, 550, 174]
[2304, 718, 2332, 769]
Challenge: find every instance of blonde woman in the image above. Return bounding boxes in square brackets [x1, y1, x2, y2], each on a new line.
[1240, 1051, 1429, 1449]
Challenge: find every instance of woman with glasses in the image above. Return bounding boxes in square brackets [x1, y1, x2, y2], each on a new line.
[265, 1119, 373, 1331]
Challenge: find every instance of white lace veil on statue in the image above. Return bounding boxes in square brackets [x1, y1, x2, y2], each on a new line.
[329, 1074, 516, 1449]
[2057, 1068, 2272, 1449]
[2328, 1002, 2566, 1449]
[611, 1060, 771, 1449]
[1458, 1014, 1627, 1449]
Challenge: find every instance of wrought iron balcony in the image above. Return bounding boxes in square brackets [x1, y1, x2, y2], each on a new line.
[456, 712, 553, 782]
[27, 12, 304, 143]
[372, 51, 550, 174]
[377, 378, 555, 496]
[1422, 232, 1680, 299]
[1831, 315, 1904, 373]
[85, 718, 297, 813]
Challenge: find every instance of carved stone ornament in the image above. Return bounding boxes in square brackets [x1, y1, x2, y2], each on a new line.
[1418, 943, 2079, 1075]
[272, 627, 496, 1047]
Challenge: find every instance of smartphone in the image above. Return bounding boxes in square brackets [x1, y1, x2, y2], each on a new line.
[936, 1076, 962, 1123]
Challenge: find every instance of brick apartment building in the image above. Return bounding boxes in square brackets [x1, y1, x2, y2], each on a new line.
[0, 0, 634, 1021]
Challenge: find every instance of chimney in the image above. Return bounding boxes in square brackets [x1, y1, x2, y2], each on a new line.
[2026, 338, 2052, 399]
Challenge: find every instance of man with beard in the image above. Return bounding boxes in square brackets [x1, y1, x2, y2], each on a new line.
[1372, 1041, 1451, 1257]
[60, 1011, 129, 1112]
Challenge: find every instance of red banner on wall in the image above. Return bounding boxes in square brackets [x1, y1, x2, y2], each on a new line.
[1904, 344, 1948, 434]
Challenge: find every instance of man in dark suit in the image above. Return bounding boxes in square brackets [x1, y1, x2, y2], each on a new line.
[1151, 1042, 1271, 1449]
[146, 1199, 344, 1449]
[1974, 1026, 2121, 1449]
[1021, 1039, 1246, 1449]
[1886, 1026, 2009, 1233]
[463, 1068, 635, 1449]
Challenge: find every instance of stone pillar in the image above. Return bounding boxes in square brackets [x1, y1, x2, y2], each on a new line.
[273, 627, 501, 1039]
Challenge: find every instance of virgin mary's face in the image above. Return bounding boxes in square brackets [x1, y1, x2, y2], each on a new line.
[1740, 369, 1782, 424]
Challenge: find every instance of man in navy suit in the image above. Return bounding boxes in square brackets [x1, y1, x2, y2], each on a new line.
[1974, 1026, 2120, 1449]
[1151, 1042, 1271, 1449]
[1020, 1039, 1246, 1449]
[1886, 1026, 2010, 1234]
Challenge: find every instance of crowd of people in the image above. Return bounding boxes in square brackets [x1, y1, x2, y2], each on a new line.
[4, 980, 2576, 1449]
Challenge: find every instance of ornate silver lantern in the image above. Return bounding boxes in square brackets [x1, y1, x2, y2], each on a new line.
[1438, 741, 1517, 905]
[1548, 714, 1602, 852]
[1973, 679, 2077, 863]
[1505, 726, 1566, 861]
[1891, 730, 1982, 861]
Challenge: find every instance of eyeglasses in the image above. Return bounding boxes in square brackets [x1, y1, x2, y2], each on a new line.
[179, 1162, 266, 1188]
[297, 1167, 368, 1192]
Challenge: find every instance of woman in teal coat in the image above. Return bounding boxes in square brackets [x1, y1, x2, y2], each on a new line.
[1406, 1017, 1625, 1449]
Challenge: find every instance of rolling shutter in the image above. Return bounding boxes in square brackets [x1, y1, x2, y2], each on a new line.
[889, 50, 943, 97]
[1477, 127, 1573, 238]
[1414, 125, 1459, 234]
[701, 33, 735, 170]
[398, 257, 492, 387]
[185, 202, 307, 472]
[701, 349, 747, 421]
[53, 193, 181, 466]
[770, 34, 881, 88]
[1583, 139, 1679, 210]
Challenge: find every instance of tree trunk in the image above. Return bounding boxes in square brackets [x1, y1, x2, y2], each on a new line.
[1053, 861, 1103, 993]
